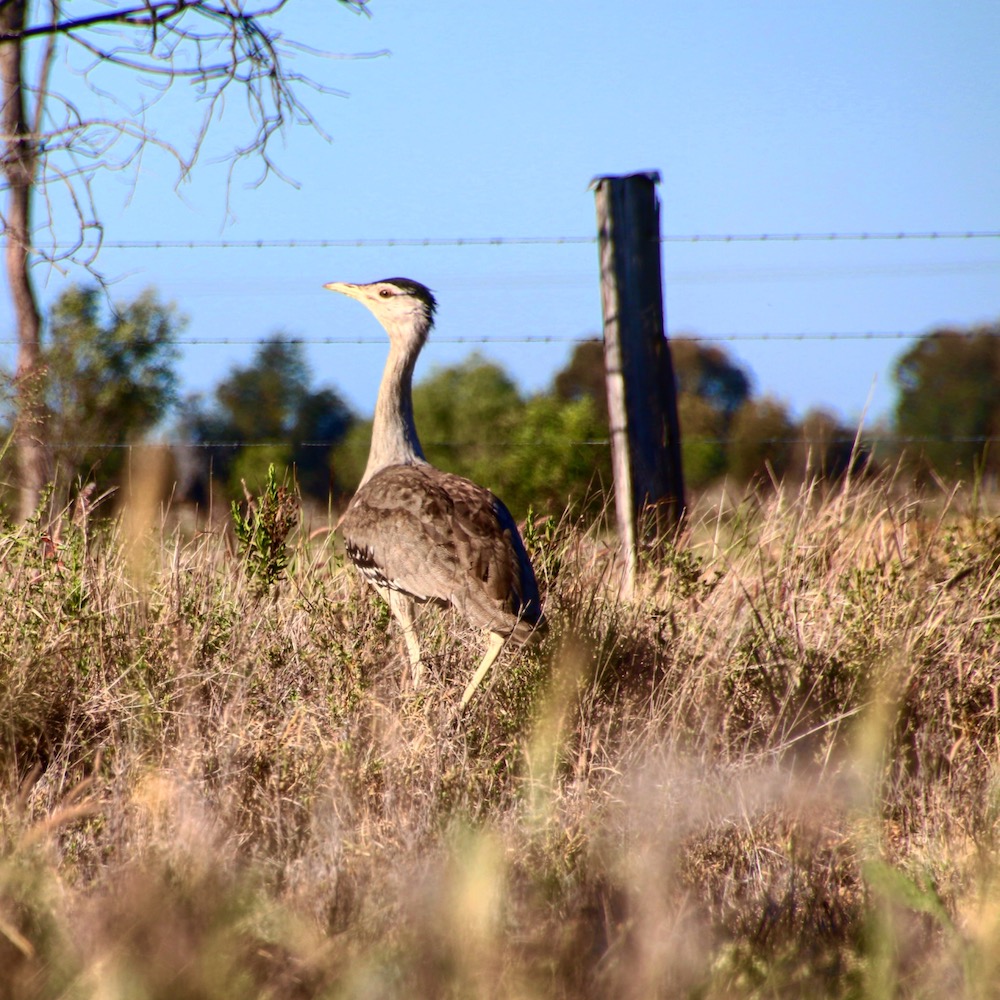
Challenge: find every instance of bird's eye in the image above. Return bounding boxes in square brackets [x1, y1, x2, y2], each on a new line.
[378, 288, 392, 298]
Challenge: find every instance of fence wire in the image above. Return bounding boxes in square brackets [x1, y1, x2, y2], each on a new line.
[3, 330, 997, 348]
[44, 230, 1000, 250]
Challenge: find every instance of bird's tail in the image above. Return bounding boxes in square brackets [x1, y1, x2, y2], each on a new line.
[457, 585, 545, 648]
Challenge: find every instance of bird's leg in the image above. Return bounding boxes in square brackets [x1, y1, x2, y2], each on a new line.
[459, 631, 507, 712]
[387, 589, 424, 689]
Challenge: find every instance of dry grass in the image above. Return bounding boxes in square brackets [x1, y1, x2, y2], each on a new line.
[1, 471, 999, 999]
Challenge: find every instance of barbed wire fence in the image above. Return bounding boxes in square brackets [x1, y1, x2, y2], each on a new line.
[36, 229, 1000, 249]
[4, 228, 999, 456]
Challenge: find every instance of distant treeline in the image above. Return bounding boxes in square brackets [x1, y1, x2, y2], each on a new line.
[2, 285, 997, 518]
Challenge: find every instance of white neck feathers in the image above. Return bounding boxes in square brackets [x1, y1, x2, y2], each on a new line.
[359, 313, 430, 488]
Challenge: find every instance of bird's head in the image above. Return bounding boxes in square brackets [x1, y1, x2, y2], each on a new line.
[325, 278, 437, 348]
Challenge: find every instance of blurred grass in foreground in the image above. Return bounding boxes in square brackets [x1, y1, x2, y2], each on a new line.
[1, 469, 999, 999]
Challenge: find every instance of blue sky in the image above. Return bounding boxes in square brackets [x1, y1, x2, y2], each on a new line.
[6, 1, 1000, 428]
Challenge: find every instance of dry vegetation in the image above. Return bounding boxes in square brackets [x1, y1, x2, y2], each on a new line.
[2, 467, 999, 999]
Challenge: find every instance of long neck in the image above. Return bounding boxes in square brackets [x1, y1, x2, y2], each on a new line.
[360, 335, 427, 487]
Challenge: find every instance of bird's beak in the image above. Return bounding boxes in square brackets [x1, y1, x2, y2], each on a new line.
[324, 281, 360, 298]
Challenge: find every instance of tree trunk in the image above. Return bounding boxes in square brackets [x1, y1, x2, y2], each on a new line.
[1, 0, 50, 521]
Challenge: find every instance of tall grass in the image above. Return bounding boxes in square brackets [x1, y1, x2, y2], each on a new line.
[1, 471, 998, 998]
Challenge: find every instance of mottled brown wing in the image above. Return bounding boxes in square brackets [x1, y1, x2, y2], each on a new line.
[339, 464, 543, 640]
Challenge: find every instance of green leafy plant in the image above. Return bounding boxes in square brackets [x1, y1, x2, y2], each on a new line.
[230, 464, 298, 592]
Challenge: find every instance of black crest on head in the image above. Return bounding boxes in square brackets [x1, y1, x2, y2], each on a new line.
[381, 278, 437, 320]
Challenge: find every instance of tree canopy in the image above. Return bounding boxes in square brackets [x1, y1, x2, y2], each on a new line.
[893, 323, 1000, 479]
[183, 337, 354, 502]
[672, 338, 753, 422]
[0, 284, 182, 504]
[553, 339, 607, 424]
[15, 302, 990, 519]
[552, 337, 769, 489]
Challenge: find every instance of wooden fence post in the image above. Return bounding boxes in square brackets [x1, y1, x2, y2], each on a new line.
[592, 171, 685, 595]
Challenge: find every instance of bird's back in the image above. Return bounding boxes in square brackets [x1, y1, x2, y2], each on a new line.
[340, 464, 543, 642]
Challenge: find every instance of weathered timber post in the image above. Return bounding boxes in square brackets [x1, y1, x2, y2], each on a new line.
[592, 171, 685, 595]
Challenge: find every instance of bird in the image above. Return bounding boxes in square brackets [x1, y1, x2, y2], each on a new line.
[324, 277, 545, 711]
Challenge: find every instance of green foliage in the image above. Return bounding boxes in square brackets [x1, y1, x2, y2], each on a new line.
[185, 337, 353, 501]
[176, 307, 1000, 527]
[863, 860, 954, 930]
[331, 335, 847, 506]
[519, 504, 563, 584]
[893, 323, 1000, 479]
[678, 393, 728, 489]
[411, 352, 521, 480]
[790, 407, 861, 481]
[552, 338, 607, 423]
[230, 444, 294, 497]
[492, 392, 610, 515]
[672, 335, 752, 421]
[218, 338, 312, 438]
[554, 336, 778, 490]
[230, 464, 299, 592]
[330, 418, 374, 495]
[39, 284, 181, 489]
[728, 395, 796, 483]
[333, 353, 611, 517]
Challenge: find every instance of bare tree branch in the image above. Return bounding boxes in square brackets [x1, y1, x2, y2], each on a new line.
[5, 3, 201, 41]
[1, 0, 380, 517]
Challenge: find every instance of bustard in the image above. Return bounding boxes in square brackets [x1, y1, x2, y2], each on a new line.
[325, 278, 545, 711]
